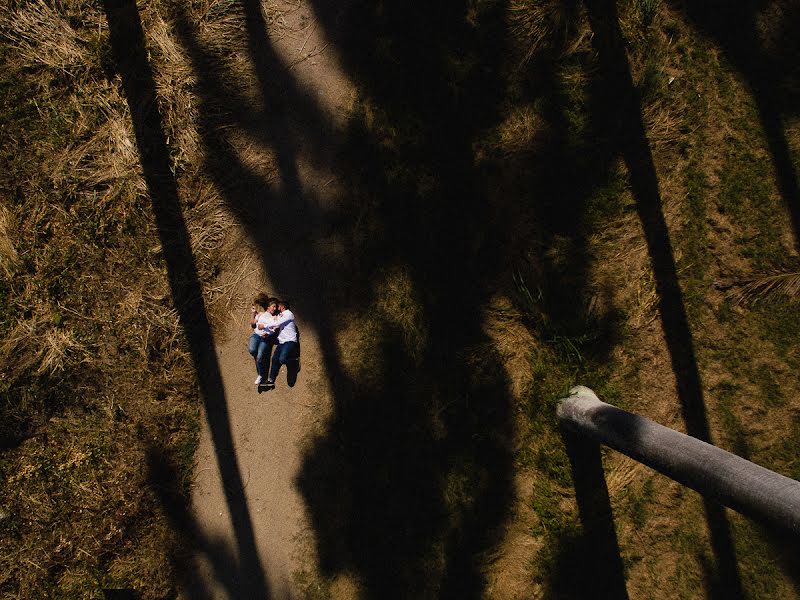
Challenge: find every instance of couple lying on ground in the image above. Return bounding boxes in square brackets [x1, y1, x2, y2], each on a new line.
[248, 295, 299, 388]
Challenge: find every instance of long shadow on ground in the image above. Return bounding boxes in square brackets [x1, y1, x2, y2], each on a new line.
[672, 2, 800, 592]
[103, 1, 270, 597]
[674, 0, 800, 253]
[531, 0, 800, 595]
[583, 0, 744, 597]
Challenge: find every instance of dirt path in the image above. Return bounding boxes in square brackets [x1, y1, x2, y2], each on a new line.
[191, 2, 354, 597]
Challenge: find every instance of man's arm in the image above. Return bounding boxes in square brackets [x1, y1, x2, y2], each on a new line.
[266, 310, 293, 332]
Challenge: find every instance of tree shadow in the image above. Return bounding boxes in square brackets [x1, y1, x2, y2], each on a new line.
[672, 0, 800, 253]
[511, 51, 626, 364]
[582, 0, 745, 597]
[146, 445, 231, 600]
[559, 428, 629, 599]
[102, 1, 270, 597]
[643, 2, 800, 589]
[762, 525, 800, 597]
[168, 0, 526, 595]
[303, 1, 625, 597]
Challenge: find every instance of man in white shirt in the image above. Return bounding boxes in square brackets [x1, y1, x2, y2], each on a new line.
[265, 300, 299, 387]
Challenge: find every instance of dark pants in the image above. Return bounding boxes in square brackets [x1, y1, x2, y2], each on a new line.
[248, 333, 274, 378]
[269, 340, 299, 382]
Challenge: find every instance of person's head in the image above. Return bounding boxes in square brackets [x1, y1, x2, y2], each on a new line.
[266, 298, 278, 315]
[277, 299, 290, 312]
[253, 293, 271, 311]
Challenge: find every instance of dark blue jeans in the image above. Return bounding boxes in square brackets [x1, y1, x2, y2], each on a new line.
[269, 341, 299, 382]
[248, 333, 274, 378]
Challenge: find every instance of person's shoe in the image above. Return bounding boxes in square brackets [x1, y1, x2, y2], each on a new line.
[265, 379, 275, 386]
[254, 375, 262, 385]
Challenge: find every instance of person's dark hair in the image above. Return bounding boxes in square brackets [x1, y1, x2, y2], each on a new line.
[277, 299, 290, 310]
[254, 293, 271, 309]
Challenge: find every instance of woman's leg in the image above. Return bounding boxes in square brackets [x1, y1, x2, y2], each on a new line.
[248, 333, 260, 358]
[255, 337, 270, 378]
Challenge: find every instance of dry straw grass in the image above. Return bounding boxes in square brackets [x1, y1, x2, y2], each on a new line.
[0, 205, 20, 278]
[0, 0, 243, 595]
[787, 116, 800, 155]
[494, 106, 543, 156]
[483, 296, 536, 399]
[146, 7, 200, 152]
[1, 0, 97, 73]
[374, 267, 428, 362]
[605, 456, 646, 497]
[1, 318, 88, 378]
[642, 100, 682, 150]
[186, 184, 233, 262]
[54, 90, 146, 200]
[509, 0, 588, 63]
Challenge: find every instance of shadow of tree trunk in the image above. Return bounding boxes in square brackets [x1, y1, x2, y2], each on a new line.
[103, 1, 271, 596]
[583, 0, 745, 597]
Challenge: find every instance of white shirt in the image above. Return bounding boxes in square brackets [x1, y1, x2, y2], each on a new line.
[254, 311, 276, 337]
[269, 309, 298, 343]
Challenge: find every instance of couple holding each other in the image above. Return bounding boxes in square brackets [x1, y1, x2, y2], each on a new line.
[248, 294, 299, 388]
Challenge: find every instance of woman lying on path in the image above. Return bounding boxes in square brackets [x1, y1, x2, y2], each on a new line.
[248, 294, 278, 385]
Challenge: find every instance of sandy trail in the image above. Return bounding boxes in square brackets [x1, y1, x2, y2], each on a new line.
[191, 1, 354, 597]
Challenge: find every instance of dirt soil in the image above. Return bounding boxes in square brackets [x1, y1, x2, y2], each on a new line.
[191, 2, 354, 597]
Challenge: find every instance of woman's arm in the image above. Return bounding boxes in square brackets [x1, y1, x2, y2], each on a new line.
[250, 306, 259, 328]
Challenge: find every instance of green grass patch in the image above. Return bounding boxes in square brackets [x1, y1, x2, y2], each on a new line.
[751, 367, 784, 408]
[714, 383, 751, 458]
[718, 135, 787, 270]
[628, 476, 655, 530]
[752, 299, 800, 367]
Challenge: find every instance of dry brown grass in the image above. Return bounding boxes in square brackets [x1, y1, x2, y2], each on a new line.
[1, 318, 88, 378]
[509, 0, 589, 64]
[53, 89, 146, 200]
[483, 295, 537, 400]
[493, 106, 544, 156]
[0, 0, 243, 596]
[642, 99, 683, 150]
[1, 0, 97, 74]
[374, 266, 428, 362]
[0, 206, 20, 278]
[786, 115, 800, 156]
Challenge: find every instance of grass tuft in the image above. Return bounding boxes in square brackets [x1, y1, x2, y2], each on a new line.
[508, 0, 587, 63]
[0, 206, 20, 279]
[637, 0, 662, 28]
[1, 1, 97, 74]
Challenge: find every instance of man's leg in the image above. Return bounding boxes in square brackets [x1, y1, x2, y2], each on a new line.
[269, 343, 289, 383]
[269, 341, 297, 381]
[268, 343, 285, 382]
[249, 334, 262, 383]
